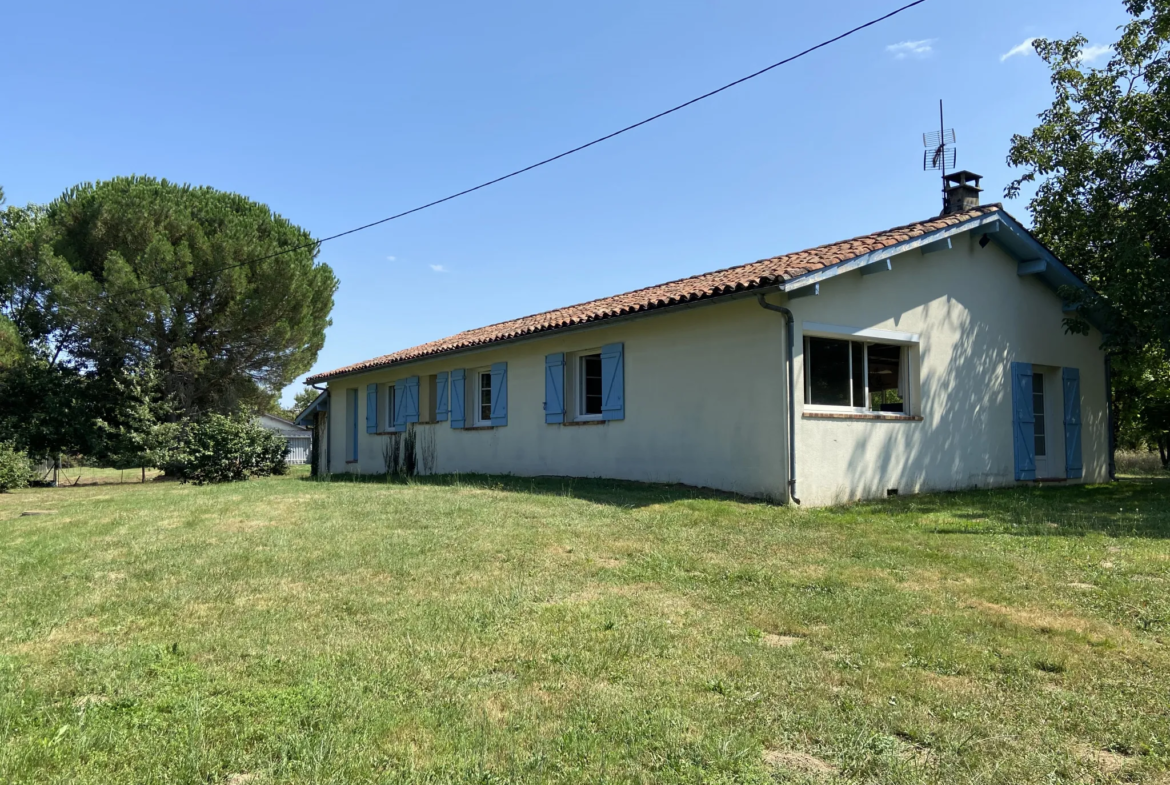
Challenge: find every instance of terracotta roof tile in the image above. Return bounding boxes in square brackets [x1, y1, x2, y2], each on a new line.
[306, 205, 1001, 383]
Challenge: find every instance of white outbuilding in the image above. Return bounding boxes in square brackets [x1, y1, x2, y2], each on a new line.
[256, 413, 312, 465]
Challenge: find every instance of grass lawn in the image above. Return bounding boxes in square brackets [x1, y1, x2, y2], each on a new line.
[46, 466, 164, 487]
[1, 471, 1168, 784]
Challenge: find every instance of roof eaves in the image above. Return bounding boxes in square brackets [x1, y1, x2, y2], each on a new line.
[780, 209, 1005, 292]
[292, 391, 328, 427]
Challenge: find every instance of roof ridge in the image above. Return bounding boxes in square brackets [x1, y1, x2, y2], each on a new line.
[307, 204, 1003, 382]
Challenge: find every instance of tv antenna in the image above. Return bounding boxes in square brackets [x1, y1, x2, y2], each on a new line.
[923, 99, 956, 212]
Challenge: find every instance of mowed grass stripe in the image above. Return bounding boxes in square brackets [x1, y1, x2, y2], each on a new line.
[0, 470, 1167, 783]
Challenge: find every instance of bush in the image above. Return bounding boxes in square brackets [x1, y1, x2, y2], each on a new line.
[0, 442, 32, 493]
[162, 415, 289, 485]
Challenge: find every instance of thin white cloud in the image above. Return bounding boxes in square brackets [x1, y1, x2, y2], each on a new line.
[1001, 37, 1038, 62]
[886, 39, 934, 60]
[429, 264, 448, 273]
[386, 255, 396, 261]
[1078, 44, 1112, 63]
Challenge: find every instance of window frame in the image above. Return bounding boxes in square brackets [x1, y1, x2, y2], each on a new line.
[1032, 371, 1047, 458]
[803, 334, 913, 416]
[562, 348, 606, 422]
[473, 366, 493, 427]
[576, 352, 605, 421]
[383, 382, 397, 433]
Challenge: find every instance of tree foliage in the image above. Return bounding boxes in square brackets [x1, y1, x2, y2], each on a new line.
[0, 359, 97, 459]
[95, 361, 177, 471]
[1007, 0, 1170, 463]
[0, 177, 336, 460]
[0, 441, 32, 493]
[1, 176, 337, 416]
[161, 414, 289, 485]
[268, 385, 321, 421]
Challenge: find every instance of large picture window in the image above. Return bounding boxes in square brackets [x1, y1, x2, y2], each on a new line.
[804, 337, 907, 413]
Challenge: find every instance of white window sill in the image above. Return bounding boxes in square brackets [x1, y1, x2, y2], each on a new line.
[802, 411, 921, 422]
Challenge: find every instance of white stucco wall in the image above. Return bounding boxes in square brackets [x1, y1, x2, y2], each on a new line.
[785, 231, 1108, 506]
[323, 224, 1108, 506]
[326, 299, 792, 499]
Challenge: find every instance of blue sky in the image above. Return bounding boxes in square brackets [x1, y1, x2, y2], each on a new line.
[3, 0, 1128, 406]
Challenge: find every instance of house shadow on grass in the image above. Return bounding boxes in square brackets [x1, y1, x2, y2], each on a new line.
[829, 479, 1170, 539]
[300, 471, 775, 510]
[302, 473, 1170, 536]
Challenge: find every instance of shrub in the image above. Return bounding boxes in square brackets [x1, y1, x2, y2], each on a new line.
[0, 442, 32, 493]
[163, 415, 289, 485]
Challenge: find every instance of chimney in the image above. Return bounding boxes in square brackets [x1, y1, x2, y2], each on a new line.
[942, 170, 982, 215]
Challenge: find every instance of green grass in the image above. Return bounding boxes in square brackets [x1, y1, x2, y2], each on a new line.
[1116, 450, 1168, 479]
[1, 471, 1168, 784]
[46, 466, 164, 486]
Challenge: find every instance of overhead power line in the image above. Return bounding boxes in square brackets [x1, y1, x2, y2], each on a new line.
[107, 0, 929, 301]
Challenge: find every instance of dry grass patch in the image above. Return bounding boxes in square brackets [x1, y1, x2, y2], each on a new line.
[761, 633, 803, 648]
[762, 749, 838, 777]
[965, 599, 1126, 639]
[1076, 744, 1132, 776]
[72, 694, 110, 710]
[9, 617, 104, 657]
[920, 671, 978, 694]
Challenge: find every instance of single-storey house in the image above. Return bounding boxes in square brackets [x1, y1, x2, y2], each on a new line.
[301, 173, 1112, 506]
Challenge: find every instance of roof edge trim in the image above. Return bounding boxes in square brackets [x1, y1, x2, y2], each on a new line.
[781, 212, 1004, 291]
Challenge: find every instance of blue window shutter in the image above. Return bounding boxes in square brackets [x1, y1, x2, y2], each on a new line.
[601, 342, 625, 421]
[1063, 367, 1083, 479]
[405, 376, 420, 423]
[490, 362, 508, 426]
[545, 353, 565, 424]
[450, 369, 465, 429]
[393, 379, 407, 431]
[1011, 362, 1036, 481]
[366, 384, 378, 433]
[436, 371, 449, 422]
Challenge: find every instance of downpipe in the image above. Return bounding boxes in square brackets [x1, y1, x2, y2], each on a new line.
[756, 294, 800, 504]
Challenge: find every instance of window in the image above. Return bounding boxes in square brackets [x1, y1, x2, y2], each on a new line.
[579, 353, 603, 418]
[476, 369, 493, 426]
[385, 383, 396, 432]
[804, 337, 907, 413]
[867, 343, 905, 412]
[560, 349, 609, 422]
[1032, 372, 1046, 457]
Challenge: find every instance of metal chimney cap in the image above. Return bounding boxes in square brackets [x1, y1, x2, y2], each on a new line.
[944, 170, 983, 190]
